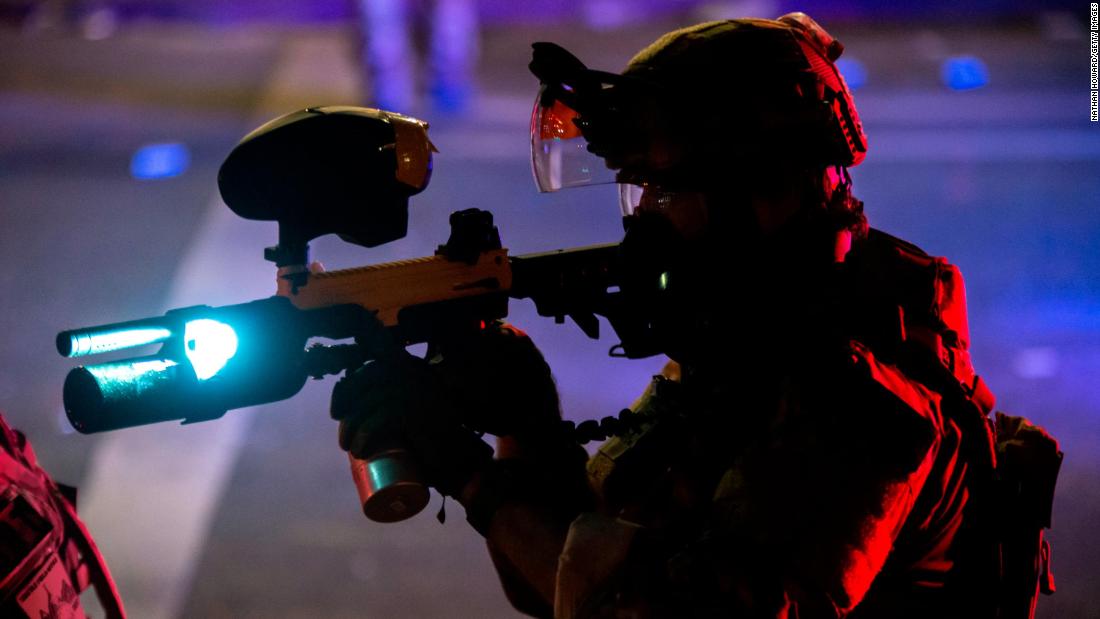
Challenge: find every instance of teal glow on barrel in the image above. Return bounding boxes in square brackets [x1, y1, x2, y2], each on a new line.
[63, 326, 173, 357]
[65, 356, 187, 433]
[86, 358, 179, 385]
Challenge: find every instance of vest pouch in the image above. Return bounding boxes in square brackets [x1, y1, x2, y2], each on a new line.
[993, 412, 1062, 619]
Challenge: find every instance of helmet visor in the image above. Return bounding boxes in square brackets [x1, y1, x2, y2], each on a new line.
[530, 84, 617, 192]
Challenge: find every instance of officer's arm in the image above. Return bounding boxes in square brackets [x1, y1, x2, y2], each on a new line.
[459, 437, 592, 617]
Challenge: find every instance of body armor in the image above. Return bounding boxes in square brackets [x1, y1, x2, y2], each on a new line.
[555, 229, 1060, 619]
[0, 414, 125, 619]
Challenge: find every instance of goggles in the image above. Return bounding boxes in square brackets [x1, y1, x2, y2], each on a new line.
[618, 183, 710, 241]
[619, 183, 652, 217]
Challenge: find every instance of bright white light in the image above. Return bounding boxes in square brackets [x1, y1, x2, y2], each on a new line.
[184, 319, 239, 381]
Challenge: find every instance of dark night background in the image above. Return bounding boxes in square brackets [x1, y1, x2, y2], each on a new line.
[0, 0, 1096, 617]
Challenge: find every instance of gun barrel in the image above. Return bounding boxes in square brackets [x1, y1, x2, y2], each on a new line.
[509, 242, 620, 312]
[57, 297, 319, 433]
[57, 318, 174, 358]
[63, 355, 210, 433]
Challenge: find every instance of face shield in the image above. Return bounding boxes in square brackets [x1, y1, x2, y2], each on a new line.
[530, 83, 620, 193]
[533, 90, 706, 237]
[529, 41, 712, 251]
[530, 41, 669, 195]
[530, 78, 680, 202]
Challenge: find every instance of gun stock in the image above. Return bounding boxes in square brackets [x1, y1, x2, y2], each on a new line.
[278, 248, 512, 326]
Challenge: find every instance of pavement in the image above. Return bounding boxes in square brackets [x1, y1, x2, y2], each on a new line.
[0, 11, 1097, 619]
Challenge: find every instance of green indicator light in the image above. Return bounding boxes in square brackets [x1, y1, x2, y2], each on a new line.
[184, 319, 239, 380]
[658, 272, 670, 291]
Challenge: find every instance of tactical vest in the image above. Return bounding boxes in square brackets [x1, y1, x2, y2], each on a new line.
[829, 228, 1061, 619]
[0, 414, 126, 618]
[582, 228, 1061, 619]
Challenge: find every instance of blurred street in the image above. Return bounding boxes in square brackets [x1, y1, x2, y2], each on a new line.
[0, 2, 1097, 618]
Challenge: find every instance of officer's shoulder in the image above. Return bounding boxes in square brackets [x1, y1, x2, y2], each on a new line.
[852, 227, 934, 267]
[843, 227, 973, 354]
[846, 227, 961, 305]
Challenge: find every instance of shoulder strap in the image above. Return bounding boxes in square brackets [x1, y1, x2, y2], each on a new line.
[55, 492, 127, 619]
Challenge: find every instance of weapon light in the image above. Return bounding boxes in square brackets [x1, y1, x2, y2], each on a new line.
[184, 319, 239, 380]
[59, 297, 317, 433]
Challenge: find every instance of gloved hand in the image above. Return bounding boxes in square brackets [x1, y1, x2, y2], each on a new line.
[330, 322, 565, 498]
[433, 322, 564, 443]
[331, 349, 492, 498]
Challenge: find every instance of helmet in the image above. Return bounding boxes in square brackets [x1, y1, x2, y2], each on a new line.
[529, 15, 869, 364]
[529, 12, 866, 207]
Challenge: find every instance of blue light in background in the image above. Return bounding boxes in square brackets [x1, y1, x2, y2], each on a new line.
[130, 142, 190, 180]
[835, 58, 867, 90]
[941, 56, 989, 90]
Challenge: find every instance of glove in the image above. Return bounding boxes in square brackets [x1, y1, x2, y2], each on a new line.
[432, 322, 565, 445]
[331, 349, 492, 498]
[429, 323, 595, 535]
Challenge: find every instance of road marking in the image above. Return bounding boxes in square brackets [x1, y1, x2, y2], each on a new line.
[76, 33, 361, 619]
